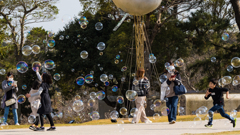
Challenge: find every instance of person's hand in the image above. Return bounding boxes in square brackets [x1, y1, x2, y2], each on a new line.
[206, 89, 211, 96]
[26, 93, 31, 98]
[169, 77, 172, 81]
[144, 77, 148, 80]
[13, 84, 17, 87]
[172, 77, 176, 81]
[226, 95, 230, 99]
[36, 67, 39, 72]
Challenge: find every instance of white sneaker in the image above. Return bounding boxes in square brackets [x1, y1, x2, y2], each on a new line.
[15, 123, 20, 125]
[169, 120, 176, 124]
[1, 123, 8, 126]
[131, 121, 136, 124]
[145, 120, 152, 124]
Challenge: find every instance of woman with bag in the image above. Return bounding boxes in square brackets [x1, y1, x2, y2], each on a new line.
[132, 68, 152, 124]
[166, 62, 181, 124]
[1, 72, 19, 126]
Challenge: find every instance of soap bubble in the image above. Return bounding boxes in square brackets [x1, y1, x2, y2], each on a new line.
[95, 83, 98, 87]
[193, 117, 202, 126]
[110, 110, 119, 119]
[22, 85, 27, 90]
[161, 107, 170, 116]
[62, 14, 72, 23]
[71, 68, 75, 72]
[153, 113, 161, 120]
[179, 107, 185, 114]
[47, 31, 55, 38]
[115, 60, 119, 64]
[87, 99, 96, 107]
[72, 100, 84, 112]
[132, 73, 136, 77]
[59, 35, 64, 40]
[150, 104, 156, 110]
[230, 110, 237, 119]
[77, 34, 81, 38]
[31, 100, 41, 109]
[133, 80, 138, 85]
[97, 42, 105, 51]
[32, 45, 40, 54]
[17, 95, 26, 104]
[32, 61, 41, 72]
[121, 77, 126, 82]
[121, 66, 127, 72]
[44, 59, 55, 70]
[196, 106, 208, 117]
[90, 71, 94, 74]
[100, 67, 103, 71]
[175, 58, 184, 67]
[116, 55, 120, 59]
[95, 22, 103, 31]
[221, 32, 229, 41]
[78, 16, 88, 25]
[218, 78, 225, 87]
[232, 75, 240, 86]
[153, 99, 161, 107]
[75, 95, 81, 100]
[96, 91, 105, 100]
[227, 65, 233, 72]
[149, 56, 157, 63]
[159, 74, 167, 83]
[16, 61, 28, 73]
[85, 74, 93, 84]
[112, 85, 118, 92]
[211, 57, 216, 63]
[130, 108, 138, 116]
[90, 111, 100, 120]
[28, 115, 36, 124]
[90, 92, 97, 99]
[76, 77, 85, 85]
[57, 112, 63, 119]
[0, 69, 6, 75]
[126, 90, 138, 101]
[81, 22, 88, 29]
[104, 81, 110, 86]
[117, 96, 124, 104]
[48, 39, 55, 48]
[100, 74, 108, 82]
[66, 35, 69, 39]
[99, 52, 103, 56]
[80, 50, 88, 59]
[109, 74, 113, 80]
[222, 76, 232, 85]
[53, 73, 61, 81]
[231, 57, 240, 68]
[165, 62, 170, 69]
[22, 45, 32, 56]
[120, 107, 128, 116]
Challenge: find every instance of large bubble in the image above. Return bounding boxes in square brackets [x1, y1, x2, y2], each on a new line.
[53, 73, 61, 81]
[121, 66, 127, 72]
[100, 74, 108, 82]
[161, 107, 170, 116]
[76, 77, 85, 85]
[78, 16, 88, 25]
[81, 21, 88, 29]
[110, 110, 119, 119]
[0, 69, 6, 75]
[159, 74, 167, 83]
[96, 91, 105, 100]
[175, 58, 184, 67]
[32, 61, 41, 72]
[90, 92, 97, 99]
[130, 108, 138, 116]
[80, 50, 88, 59]
[87, 99, 96, 107]
[230, 110, 237, 119]
[117, 96, 124, 104]
[22, 45, 32, 56]
[227, 65, 233, 72]
[90, 111, 100, 120]
[95, 22, 103, 31]
[97, 42, 105, 51]
[153, 99, 161, 107]
[195, 106, 208, 117]
[120, 107, 127, 116]
[149, 55, 157, 63]
[28, 115, 36, 124]
[112, 85, 118, 92]
[231, 57, 240, 68]
[22, 84, 27, 90]
[48, 39, 55, 48]
[44, 59, 55, 70]
[153, 113, 161, 120]
[59, 35, 64, 40]
[222, 76, 232, 85]
[16, 61, 28, 73]
[221, 32, 229, 41]
[72, 100, 84, 112]
[85, 74, 93, 84]
[232, 75, 240, 86]
[211, 57, 216, 63]
[32, 45, 40, 54]
[125, 90, 138, 101]
[17, 95, 26, 104]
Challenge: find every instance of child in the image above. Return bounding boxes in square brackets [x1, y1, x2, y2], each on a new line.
[204, 79, 236, 128]
[28, 80, 42, 131]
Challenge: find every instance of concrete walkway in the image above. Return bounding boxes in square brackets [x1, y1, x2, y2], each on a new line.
[0, 118, 239, 135]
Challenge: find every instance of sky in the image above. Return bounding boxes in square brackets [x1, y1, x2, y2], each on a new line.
[28, 0, 83, 33]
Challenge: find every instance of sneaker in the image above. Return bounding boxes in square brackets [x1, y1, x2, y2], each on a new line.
[1, 123, 8, 126]
[169, 120, 176, 124]
[131, 121, 136, 124]
[47, 127, 56, 131]
[29, 126, 36, 131]
[205, 124, 213, 128]
[145, 120, 152, 124]
[34, 127, 45, 131]
[15, 123, 20, 126]
[231, 118, 236, 128]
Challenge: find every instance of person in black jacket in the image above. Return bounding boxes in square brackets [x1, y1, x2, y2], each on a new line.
[204, 79, 236, 128]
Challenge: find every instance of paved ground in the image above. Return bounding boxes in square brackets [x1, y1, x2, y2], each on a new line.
[0, 118, 239, 135]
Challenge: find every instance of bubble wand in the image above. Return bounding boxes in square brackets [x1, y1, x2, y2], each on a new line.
[113, 13, 129, 31]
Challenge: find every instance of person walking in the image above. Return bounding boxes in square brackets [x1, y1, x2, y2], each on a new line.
[26, 67, 56, 131]
[166, 62, 181, 124]
[1, 72, 19, 126]
[132, 68, 152, 124]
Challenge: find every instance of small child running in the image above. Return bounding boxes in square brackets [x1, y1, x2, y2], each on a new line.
[204, 79, 236, 128]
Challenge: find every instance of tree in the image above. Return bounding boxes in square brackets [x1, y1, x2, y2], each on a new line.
[0, 0, 58, 120]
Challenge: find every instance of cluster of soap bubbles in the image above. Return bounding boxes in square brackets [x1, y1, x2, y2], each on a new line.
[22, 45, 41, 56]
[78, 16, 89, 29]
[218, 76, 232, 87]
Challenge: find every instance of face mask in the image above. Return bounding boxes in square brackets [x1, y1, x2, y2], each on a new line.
[168, 66, 175, 74]
[8, 78, 13, 81]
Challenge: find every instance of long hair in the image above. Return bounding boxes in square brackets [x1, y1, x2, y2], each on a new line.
[32, 80, 41, 90]
[136, 68, 145, 80]
[42, 73, 53, 85]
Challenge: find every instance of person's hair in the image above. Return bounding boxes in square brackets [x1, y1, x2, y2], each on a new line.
[42, 73, 53, 85]
[209, 78, 218, 85]
[136, 68, 145, 80]
[32, 80, 41, 90]
[6, 72, 13, 80]
[164, 61, 178, 73]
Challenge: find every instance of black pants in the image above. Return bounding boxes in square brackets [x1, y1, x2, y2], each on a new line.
[35, 114, 54, 127]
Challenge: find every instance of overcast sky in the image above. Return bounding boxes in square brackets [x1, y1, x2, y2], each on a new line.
[28, 0, 83, 33]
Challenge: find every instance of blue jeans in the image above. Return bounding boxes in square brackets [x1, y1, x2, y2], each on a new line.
[4, 106, 18, 124]
[166, 96, 178, 122]
[208, 104, 233, 125]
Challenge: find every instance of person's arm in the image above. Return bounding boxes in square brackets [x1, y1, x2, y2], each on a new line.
[205, 89, 211, 100]
[36, 72, 42, 82]
[167, 78, 172, 85]
[173, 73, 181, 85]
[226, 91, 230, 99]
[2, 81, 13, 92]
[219, 87, 228, 92]
[30, 87, 43, 97]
